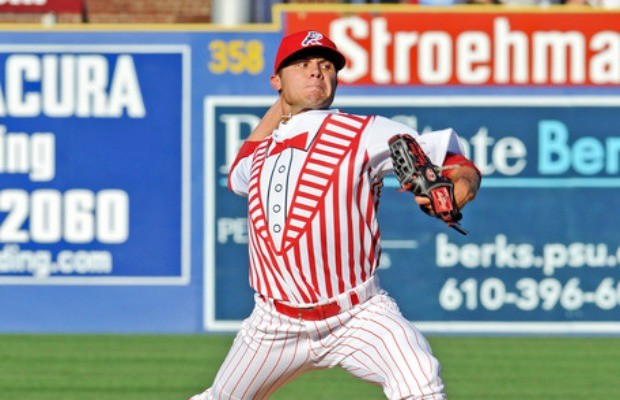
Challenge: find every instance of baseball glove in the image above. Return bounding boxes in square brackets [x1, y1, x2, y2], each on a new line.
[388, 134, 467, 235]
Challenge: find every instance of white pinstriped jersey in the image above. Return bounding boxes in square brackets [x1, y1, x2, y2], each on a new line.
[228, 109, 464, 306]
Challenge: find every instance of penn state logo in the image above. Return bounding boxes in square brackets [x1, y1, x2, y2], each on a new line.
[302, 31, 324, 47]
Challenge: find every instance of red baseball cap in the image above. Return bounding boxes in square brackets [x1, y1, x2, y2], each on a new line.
[274, 30, 346, 73]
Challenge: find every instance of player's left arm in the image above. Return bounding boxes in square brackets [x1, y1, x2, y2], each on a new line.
[439, 153, 481, 210]
[412, 152, 481, 211]
[364, 117, 481, 209]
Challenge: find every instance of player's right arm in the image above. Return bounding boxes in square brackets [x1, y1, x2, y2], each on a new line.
[227, 97, 283, 195]
[227, 141, 256, 196]
[247, 96, 283, 141]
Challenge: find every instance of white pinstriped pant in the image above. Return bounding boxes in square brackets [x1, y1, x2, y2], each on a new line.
[191, 290, 446, 400]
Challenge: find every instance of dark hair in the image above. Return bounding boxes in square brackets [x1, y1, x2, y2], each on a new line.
[277, 47, 343, 72]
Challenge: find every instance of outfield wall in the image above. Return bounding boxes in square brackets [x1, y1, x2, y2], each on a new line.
[1, 5, 619, 334]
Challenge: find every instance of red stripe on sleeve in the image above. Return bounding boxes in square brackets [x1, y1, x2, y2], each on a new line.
[441, 153, 481, 179]
[227, 140, 261, 192]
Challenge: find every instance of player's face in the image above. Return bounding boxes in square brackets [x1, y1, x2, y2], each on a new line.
[271, 55, 338, 113]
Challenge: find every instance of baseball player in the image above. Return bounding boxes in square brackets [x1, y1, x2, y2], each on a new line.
[191, 30, 481, 400]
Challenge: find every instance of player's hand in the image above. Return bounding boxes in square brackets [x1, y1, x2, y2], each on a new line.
[414, 196, 433, 214]
[416, 166, 480, 213]
[446, 166, 480, 210]
[246, 96, 285, 142]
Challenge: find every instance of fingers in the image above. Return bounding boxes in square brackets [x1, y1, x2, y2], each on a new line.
[414, 196, 434, 215]
[414, 195, 430, 206]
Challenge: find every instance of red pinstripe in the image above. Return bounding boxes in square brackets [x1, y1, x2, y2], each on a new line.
[247, 142, 280, 298]
[202, 112, 455, 400]
[285, 246, 317, 304]
[326, 340, 400, 396]
[358, 315, 423, 396]
[343, 354, 384, 384]
[243, 113, 375, 302]
[355, 158, 369, 283]
[252, 236, 288, 301]
[381, 312, 437, 394]
[358, 301, 442, 399]
[237, 325, 277, 399]
[333, 343, 393, 386]
[200, 294, 444, 400]
[336, 302, 441, 398]
[342, 327, 410, 395]
[361, 154, 379, 278]
[249, 115, 374, 303]
[227, 140, 259, 192]
[261, 349, 311, 399]
[311, 312, 397, 391]
[331, 178, 345, 293]
[318, 208, 334, 298]
[305, 224, 320, 298]
[292, 244, 320, 303]
[369, 230, 380, 278]
[344, 154, 358, 287]
[242, 316, 299, 398]
[369, 179, 384, 277]
[248, 239, 268, 295]
[247, 139, 314, 302]
[263, 237, 311, 303]
[258, 317, 301, 397]
[217, 309, 267, 396]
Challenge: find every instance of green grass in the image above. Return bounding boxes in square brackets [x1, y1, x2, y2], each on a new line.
[1, 335, 619, 399]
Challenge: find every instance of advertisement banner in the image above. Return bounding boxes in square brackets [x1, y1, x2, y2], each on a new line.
[0, 44, 190, 285]
[282, 8, 620, 86]
[205, 94, 620, 334]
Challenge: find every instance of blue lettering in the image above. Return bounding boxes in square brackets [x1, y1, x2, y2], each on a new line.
[607, 138, 620, 174]
[538, 120, 620, 176]
[573, 138, 604, 175]
[538, 120, 570, 174]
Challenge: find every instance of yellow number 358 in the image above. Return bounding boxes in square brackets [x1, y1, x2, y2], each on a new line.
[208, 40, 264, 75]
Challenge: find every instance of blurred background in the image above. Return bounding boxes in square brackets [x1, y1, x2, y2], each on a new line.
[0, 0, 618, 26]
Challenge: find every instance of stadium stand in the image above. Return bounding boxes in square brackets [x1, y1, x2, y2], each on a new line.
[0, 0, 615, 26]
[0, 0, 211, 24]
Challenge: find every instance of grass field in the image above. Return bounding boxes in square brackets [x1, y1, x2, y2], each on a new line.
[1, 334, 619, 400]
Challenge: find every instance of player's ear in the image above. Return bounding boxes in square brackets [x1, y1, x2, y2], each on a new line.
[270, 73, 282, 92]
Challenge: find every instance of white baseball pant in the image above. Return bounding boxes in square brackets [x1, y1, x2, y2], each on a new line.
[191, 291, 446, 399]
